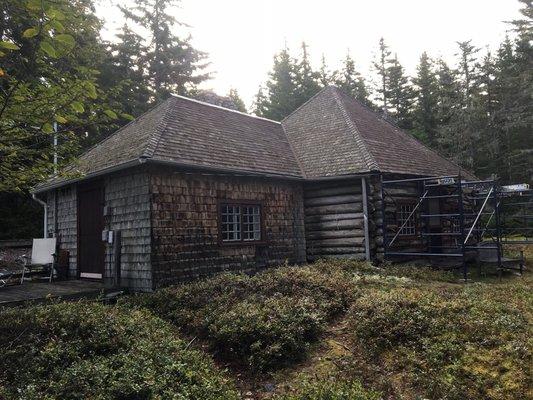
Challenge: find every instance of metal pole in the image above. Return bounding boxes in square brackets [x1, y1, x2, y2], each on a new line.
[53, 122, 58, 175]
[457, 177, 467, 281]
[465, 187, 493, 244]
[380, 174, 388, 261]
[32, 193, 47, 238]
[361, 177, 371, 261]
[493, 182, 502, 277]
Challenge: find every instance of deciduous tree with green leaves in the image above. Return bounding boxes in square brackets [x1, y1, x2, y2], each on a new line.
[0, 0, 119, 192]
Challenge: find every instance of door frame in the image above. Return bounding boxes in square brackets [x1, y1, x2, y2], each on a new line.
[76, 180, 105, 280]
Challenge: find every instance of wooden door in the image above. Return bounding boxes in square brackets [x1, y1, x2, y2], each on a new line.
[78, 181, 105, 279]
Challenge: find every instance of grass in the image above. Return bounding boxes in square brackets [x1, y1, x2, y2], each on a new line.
[0, 248, 531, 399]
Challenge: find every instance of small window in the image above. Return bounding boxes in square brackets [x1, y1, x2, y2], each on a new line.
[221, 205, 241, 241]
[220, 202, 262, 243]
[397, 203, 416, 236]
[242, 205, 261, 241]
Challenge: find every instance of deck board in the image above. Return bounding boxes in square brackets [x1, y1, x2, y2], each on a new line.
[0, 280, 105, 307]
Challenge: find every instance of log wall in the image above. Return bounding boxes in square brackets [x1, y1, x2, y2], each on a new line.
[304, 179, 368, 261]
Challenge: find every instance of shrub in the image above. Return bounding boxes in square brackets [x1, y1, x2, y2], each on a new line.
[124, 264, 355, 372]
[274, 378, 381, 400]
[348, 286, 531, 400]
[0, 302, 238, 400]
[208, 295, 324, 371]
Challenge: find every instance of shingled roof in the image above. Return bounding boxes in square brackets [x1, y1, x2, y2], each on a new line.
[282, 86, 474, 179]
[36, 95, 302, 191]
[36, 86, 474, 192]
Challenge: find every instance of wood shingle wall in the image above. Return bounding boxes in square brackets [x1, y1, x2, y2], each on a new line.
[46, 186, 77, 277]
[105, 172, 152, 291]
[149, 168, 306, 288]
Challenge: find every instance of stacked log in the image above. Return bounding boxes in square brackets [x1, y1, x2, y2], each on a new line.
[304, 180, 366, 261]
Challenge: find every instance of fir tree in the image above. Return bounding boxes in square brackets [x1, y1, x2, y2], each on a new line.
[254, 48, 298, 120]
[120, 0, 210, 99]
[386, 54, 414, 129]
[228, 88, 247, 113]
[294, 42, 321, 108]
[412, 52, 438, 145]
[318, 54, 331, 87]
[253, 86, 269, 118]
[334, 52, 372, 107]
[101, 24, 151, 118]
[373, 37, 391, 114]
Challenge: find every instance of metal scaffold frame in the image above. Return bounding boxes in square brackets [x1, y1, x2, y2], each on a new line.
[381, 175, 531, 280]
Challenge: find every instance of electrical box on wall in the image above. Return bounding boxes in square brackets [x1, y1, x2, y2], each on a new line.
[101, 230, 114, 244]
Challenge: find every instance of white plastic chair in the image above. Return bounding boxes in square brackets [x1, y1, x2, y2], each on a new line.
[20, 238, 57, 284]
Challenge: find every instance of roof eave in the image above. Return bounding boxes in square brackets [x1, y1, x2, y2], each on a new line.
[32, 158, 146, 194]
[144, 158, 304, 181]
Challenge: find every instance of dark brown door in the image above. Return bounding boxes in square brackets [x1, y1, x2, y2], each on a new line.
[78, 181, 105, 279]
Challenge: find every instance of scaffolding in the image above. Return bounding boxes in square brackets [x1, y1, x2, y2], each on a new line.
[381, 175, 531, 280]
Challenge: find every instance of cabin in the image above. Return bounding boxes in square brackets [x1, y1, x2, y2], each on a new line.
[33, 86, 475, 291]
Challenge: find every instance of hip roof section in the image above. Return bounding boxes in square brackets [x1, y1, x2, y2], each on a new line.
[37, 85, 475, 191]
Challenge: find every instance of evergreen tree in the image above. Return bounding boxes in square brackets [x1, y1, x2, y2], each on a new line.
[120, 0, 209, 99]
[294, 42, 321, 108]
[434, 59, 462, 159]
[253, 86, 270, 118]
[386, 54, 414, 129]
[412, 52, 438, 145]
[254, 48, 298, 120]
[456, 40, 482, 170]
[228, 88, 247, 112]
[192, 89, 246, 112]
[100, 24, 151, 118]
[318, 54, 331, 87]
[334, 52, 372, 107]
[373, 37, 391, 114]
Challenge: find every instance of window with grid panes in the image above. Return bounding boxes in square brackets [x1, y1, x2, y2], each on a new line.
[220, 203, 261, 243]
[397, 203, 416, 236]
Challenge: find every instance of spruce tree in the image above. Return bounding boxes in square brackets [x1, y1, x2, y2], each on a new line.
[254, 48, 298, 120]
[334, 52, 372, 107]
[120, 0, 209, 99]
[294, 42, 321, 108]
[434, 59, 462, 159]
[228, 89, 247, 113]
[386, 54, 414, 129]
[318, 54, 331, 87]
[253, 86, 270, 118]
[101, 24, 151, 118]
[373, 37, 392, 114]
[412, 52, 438, 145]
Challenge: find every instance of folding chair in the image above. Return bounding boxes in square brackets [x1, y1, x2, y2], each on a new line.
[19, 238, 57, 284]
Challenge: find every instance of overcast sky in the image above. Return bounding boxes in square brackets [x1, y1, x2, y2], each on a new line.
[96, 0, 523, 107]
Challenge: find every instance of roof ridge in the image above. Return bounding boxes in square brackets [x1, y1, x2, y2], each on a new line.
[170, 93, 281, 125]
[141, 97, 175, 159]
[331, 87, 379, 171]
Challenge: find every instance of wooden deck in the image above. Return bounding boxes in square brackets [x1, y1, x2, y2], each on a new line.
[0, 280, 106, 307]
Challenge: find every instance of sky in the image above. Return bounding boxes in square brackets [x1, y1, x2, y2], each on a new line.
[96, 0, 523, 107]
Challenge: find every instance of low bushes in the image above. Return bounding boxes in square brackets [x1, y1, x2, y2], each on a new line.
[348, 285, 532, 400]
[274, 379, 381, 400]
[0, 302, 238, 400]
[125, 264, 355, 371]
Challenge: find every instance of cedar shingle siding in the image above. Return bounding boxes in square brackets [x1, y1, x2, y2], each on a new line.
[37, 86, 476, 291]
[150, 168, 306, 287]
